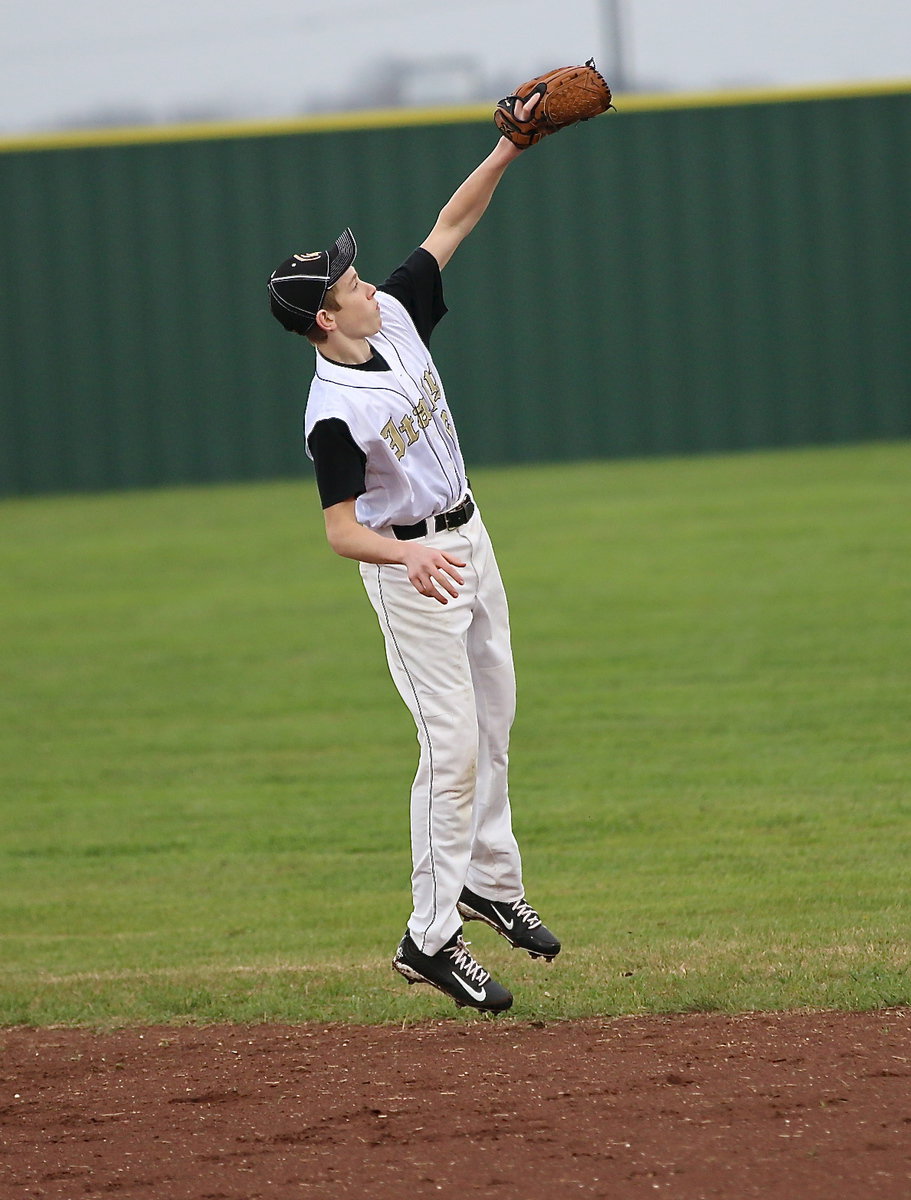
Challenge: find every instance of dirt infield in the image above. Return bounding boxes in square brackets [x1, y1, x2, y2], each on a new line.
[2, 1009, 910, 1199]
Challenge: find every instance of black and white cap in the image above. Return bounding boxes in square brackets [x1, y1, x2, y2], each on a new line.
[268, 228, 357, 333]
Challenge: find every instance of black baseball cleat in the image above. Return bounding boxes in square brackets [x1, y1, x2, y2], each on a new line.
[457, 887, 562, 961]
[392, 929, 513, 1013]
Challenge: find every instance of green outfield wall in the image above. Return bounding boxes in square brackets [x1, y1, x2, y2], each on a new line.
[1, 83, 909, 496]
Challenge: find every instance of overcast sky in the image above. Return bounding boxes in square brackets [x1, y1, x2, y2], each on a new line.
[1, 0, 909, 136]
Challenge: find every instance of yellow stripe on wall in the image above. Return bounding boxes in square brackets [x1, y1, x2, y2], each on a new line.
[1, 77, 910, 155]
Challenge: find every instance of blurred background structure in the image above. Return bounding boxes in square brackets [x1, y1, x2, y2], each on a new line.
[1, 0, 910, 136]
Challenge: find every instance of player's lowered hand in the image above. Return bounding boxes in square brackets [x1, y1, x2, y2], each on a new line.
[402, 546, 466, 604]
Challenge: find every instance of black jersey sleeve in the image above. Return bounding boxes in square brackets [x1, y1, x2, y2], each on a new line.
[379, 247, 448, 348]
[307, 417, 367, 509]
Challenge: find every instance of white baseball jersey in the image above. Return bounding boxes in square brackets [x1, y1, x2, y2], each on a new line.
[303, 292, 468, 530]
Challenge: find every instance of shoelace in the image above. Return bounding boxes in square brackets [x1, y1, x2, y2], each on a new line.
[510, 899, 542, 929]
[445, 938, 490, 985]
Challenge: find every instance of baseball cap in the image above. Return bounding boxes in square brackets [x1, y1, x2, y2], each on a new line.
[268, 228, 357, 333]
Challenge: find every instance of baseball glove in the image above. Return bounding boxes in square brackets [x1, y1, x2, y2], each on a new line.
[494, 59, 614, 149]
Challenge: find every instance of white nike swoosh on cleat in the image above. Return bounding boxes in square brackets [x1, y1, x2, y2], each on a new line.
[451, 974, 487, 1002]
[491, 904, 514, 930]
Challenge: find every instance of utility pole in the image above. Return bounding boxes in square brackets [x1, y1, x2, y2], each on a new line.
[600, 0, 630, 93]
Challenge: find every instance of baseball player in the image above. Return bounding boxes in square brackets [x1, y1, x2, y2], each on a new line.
[268, 68, 611, 1013]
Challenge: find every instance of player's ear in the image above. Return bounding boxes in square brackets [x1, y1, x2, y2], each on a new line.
[314, 308, 336, 334]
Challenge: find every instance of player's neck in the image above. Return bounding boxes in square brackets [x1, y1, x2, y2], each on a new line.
[318, 331, 373, 365]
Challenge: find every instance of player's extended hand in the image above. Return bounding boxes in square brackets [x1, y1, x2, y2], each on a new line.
[400, 544, 466, 604]
[513, 92, 541, 124]
[495, 92, 540, 158]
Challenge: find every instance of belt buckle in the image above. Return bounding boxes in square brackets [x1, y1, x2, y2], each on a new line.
[444, 499, 467, 530]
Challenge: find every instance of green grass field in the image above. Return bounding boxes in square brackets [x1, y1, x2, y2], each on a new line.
[1, 442, 909, 1027]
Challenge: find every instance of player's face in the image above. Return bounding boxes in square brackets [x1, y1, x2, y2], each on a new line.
[329, 267, 382, 339]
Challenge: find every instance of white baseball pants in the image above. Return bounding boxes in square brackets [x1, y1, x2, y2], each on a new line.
[360, 507, 524, 955]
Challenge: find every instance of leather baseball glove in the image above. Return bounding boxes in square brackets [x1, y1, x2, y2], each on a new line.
[494, 59, 614, 149]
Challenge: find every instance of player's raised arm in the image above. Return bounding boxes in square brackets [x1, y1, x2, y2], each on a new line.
[420, 62, 613, 269]
[420, 95, 537, 271]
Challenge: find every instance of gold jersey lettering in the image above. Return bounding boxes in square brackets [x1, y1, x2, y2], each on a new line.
[381, 417, 406, 459]
[422, 368, 441, 406]
[399, 414, 420, 445]
[414, 393, 434, 429]
[380, 372, 450, 460]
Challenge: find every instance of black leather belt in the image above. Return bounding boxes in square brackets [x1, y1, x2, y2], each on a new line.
[392, 496, 475, 541]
